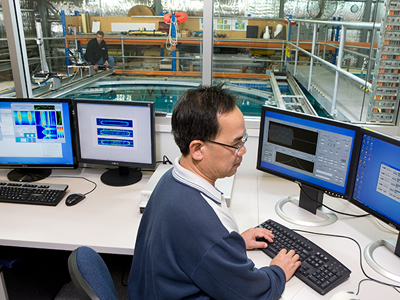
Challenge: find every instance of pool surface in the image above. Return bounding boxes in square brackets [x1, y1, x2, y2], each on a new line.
[57, 77, 327, 118]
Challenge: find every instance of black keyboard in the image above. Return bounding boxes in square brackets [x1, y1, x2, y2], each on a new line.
[257, 219, 351, 295]
[0, 181, 68, 206]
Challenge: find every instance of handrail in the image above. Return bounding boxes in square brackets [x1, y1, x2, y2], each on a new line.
[290, 18, 381, 30]
[287, 19, 378, 118]
[287, 41, 372, 89]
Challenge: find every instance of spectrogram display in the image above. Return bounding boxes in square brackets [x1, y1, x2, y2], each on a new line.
[14, 111, 35, 125]
[35, 111, 57, 126]
[96, 118, 133, 128]
[57, 127, 65, 138]
[97, 128, 133, 138]
[37, 125, 58, 140]
[98, 138, 134, 147]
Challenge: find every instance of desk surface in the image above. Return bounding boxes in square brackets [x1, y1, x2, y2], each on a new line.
[0, 168, 399, 299]
[0, 168, 144, 255]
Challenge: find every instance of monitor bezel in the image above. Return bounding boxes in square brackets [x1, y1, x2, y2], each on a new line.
[73, 99, 156, 171]
[256, 106, 361, 200]
[0, 98, 78, 170]
[349, 127, 400, 231]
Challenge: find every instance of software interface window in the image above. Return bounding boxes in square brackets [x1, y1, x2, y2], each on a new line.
[353, 133, 400, 226]
[259, 110, 355, 194]
[0, 102, 73, 164]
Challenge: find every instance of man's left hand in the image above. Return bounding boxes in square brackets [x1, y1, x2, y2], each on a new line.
[104, 60, 109, 68]
[241, 227, 274, 250]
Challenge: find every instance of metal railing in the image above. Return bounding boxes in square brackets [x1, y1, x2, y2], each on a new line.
[286, 18, 380, 119]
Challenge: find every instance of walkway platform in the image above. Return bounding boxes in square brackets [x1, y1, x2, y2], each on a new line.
[288, 64, 371, 122]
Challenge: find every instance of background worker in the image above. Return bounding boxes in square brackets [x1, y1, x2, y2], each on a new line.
[84, 30, 114, 70]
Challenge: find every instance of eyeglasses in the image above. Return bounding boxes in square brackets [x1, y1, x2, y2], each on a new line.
[207, 131, 248, 154]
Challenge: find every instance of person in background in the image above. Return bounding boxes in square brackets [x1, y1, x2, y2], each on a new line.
[84, 30, 114, 70]
[128, 84, 301, 300]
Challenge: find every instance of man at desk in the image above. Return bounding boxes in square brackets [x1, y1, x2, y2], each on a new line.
[128, 85, 301, 299]
[84, 30, 115, 70]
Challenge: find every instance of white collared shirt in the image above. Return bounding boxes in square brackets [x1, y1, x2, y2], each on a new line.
[172, 157, 239, 233]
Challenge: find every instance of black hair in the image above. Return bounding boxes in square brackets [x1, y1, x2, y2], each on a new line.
[96, 30, 104, 37]
[171, 84, 238, 156]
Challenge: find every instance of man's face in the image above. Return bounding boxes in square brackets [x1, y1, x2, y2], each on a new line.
[96, 34, 104, 44]
[201, 106, 247, 182]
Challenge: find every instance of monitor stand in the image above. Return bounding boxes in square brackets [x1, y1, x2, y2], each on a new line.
[275, 185, 338, 227]
[100, 166, 142, 187]
[364, 234, 400, 282]
[7, 168, 52, 182]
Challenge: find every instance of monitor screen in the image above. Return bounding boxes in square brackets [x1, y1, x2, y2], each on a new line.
[350, 128, 400, 281]
[256, 106, 360, 225]
[351, 129, 400, 231]
[0, 99, 76, 181]
[74, 100, 156, 186]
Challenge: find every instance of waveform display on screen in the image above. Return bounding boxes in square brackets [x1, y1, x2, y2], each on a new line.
[97, 128, 133, 138]
[96, 118, 133, 128]
[268, 121, 318, 155]
[34, 105, 55, 110]
[37, 125, 58, 140]
[98, 138, 134, 147]
[276, 151, 314, 173]
[14, 111, 35, 125]
[35, 111, 57, 126]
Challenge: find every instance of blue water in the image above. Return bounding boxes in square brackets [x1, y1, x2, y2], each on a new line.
[62, 79, 327, 118]
[63, 81, 275, 117]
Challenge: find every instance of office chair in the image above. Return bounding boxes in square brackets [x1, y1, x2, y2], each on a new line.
[68, 246, 118, 300]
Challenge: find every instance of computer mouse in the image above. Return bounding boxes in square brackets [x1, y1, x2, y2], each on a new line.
[65, 193, 86, 206]
[329, 290, 360, 300]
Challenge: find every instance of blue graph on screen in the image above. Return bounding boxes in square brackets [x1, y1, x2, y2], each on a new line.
[98, 138, 134, 147]
[35, 111, 57, 126]
[96, 118, 133, 128]
[97, 128, 133, 138]
[37, 126, 58, 140]
[14, 111, 35, 125]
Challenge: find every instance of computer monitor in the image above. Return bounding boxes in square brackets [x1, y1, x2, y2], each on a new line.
[350, 128, 400, 282]
[74, 100, 156, 186]
[0, 98, 76, 182]
[256, 106, 360, 226]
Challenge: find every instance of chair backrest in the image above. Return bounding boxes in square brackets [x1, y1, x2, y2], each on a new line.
[68, 246, 118, 300]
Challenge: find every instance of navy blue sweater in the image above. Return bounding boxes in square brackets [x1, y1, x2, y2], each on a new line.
[128, 169, 286, 299]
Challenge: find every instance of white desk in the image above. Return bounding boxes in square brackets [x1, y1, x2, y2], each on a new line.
[0, 168, 144, 255]
[0, 169, 399, 299]
[245, 176, 400, 300]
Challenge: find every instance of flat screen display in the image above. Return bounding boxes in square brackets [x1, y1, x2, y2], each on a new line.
[74, 100, 155, 170]
[0, 99, 75, 168]
[351, 129, 400, 230]
[257, 106, 360, 198]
